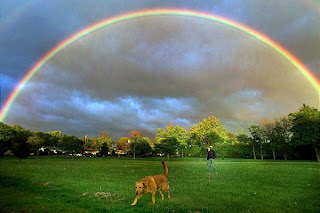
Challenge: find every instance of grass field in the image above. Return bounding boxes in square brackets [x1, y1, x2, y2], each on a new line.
[0, 157, 319, 213]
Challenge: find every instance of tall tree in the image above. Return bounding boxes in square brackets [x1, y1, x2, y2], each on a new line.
[289, 104, 320, 162]
[49, 130, 65, 146]
[0, 122, 15, 155]
[11, 125, 31, 144]
[59, 135, 83, 159]
[237, 132, 256, 160]
[260, 118, 277, 160]
[248, 125, 264, 160]
[10, 125, 31, 160]
[190, 116, 228, 147]
[99, 143, 109, 157]
[155, 123, 189, 157]
[92, 132, 113, 151]
[27, 134, 44, 158]
[116, 137, 130, 156]
[12, 139, 30, 162]
[129, 135, 151, 158]
[130, 131, 143, 159]
[155, 136, 179, 160]
[274, 116, 292, 160]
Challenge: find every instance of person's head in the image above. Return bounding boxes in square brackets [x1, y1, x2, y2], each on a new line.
[209, 146, 213, 151]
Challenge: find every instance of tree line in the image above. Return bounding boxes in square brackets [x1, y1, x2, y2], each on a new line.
[0, 104, 318, 161]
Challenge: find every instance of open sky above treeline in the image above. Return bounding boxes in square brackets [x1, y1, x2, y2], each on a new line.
[1, 0, 319, 139]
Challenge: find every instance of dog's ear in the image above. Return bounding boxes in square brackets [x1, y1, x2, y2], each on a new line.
[142, 182, 146, 187]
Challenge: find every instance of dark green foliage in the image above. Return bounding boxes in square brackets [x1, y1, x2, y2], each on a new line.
[12, 140, 30, 161]
[99, 143, 109, 157]
[130, 136, 152, 157]
[49, 130, 65, 146]
[9, 125, 31, 161]
[289, 104, 320, 161]
[59, 135, 83, 155]
[154, 137, 179, 160]
[0, 122, 15, 155]
[0, 104, 319, 161]
[27, 134, 45, 158]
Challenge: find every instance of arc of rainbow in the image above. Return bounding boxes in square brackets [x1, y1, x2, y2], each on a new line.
[1, 8, 319, 122]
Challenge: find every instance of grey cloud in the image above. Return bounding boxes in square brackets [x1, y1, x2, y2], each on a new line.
[2, 0, 319, 138]
[6, 15, 318, 138]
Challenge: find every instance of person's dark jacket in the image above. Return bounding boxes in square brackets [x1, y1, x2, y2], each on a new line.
[207, 150, 216, 160]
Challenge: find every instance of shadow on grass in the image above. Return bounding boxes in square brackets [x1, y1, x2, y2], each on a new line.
[0, 174, 112, 213]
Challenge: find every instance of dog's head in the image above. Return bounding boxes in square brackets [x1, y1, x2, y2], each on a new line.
[135, 181, 146, 195]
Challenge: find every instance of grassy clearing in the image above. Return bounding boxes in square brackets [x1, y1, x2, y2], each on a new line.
[0, 157, 319, 213]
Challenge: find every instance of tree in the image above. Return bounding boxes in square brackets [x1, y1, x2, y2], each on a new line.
[0, 122, 15, 155]
[238, 132, 256, 160]
[155, 123, 189, 157]
[274, 116, 292, 160]
[49, 130, 65, 146]
[129, 135, 151, 157]
[130, 131, 143, 159]
[248, 125, 264, 160]
[155, 136, 179, 160]
[260, 118, 277, 160]
[59, 135, 83, 159]
[99, 142, 109, 157]
[11, 124, 31, 144]
[12, 140, 30, 162]
[27, 134, 44, 158]
[289, 104, 320, 162]
[92, 132, 113, 151]
[190, 116, 228, 147]
[116, 137, 130, 156]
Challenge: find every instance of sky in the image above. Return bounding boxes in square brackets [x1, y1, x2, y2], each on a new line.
[0, 0, 319, 140]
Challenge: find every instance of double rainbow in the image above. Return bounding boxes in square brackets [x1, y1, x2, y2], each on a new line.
[1, 8, 319, 121]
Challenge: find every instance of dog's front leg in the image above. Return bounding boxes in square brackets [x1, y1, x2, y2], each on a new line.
[151, 191, 156, 204]
[131, 194, 143, 206]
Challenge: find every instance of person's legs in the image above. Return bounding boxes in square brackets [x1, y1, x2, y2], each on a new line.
[208, 159, 213, 172]
[212, 159, 217, 172]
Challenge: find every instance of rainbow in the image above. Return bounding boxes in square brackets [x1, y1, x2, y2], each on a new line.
[1, 8, 319, 121]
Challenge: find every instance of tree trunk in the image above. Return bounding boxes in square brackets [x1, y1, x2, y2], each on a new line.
[284, 146, 287, 160]
[167, 154, 170, 161]
[182, 149, 184, 158]
[272, 148, 276, 160]
[260, 143, 263, 161]
[284, 152, 287, 161]
[314, 145, 319, 162]
[36, 149, 39, 159]
[251, 143, 256, 160]
[133, 145, 136, 159]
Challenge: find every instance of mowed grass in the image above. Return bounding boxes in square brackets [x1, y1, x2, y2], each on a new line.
[0, 157, 319, 213]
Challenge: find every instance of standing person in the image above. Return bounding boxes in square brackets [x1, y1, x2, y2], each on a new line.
[207, 146, 217, 173]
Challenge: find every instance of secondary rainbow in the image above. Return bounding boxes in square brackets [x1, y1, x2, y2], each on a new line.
[1, 8, 319, 121]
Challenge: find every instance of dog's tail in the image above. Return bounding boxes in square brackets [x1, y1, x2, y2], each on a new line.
[161, 160, 168, 177]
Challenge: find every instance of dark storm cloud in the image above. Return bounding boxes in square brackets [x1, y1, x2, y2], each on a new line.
[1, 0, 319, 138]
[5, 15, 318, 138]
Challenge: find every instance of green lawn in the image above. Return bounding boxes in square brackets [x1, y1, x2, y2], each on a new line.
[0, 157, 319, 213]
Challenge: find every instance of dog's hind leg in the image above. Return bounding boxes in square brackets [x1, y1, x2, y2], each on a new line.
[158, 188, 164, 200]
[167, 190, 171, 199]
[163, 183, 171, 199]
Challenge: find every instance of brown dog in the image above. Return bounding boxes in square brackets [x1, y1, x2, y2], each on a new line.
[131, 161, 170, 206]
